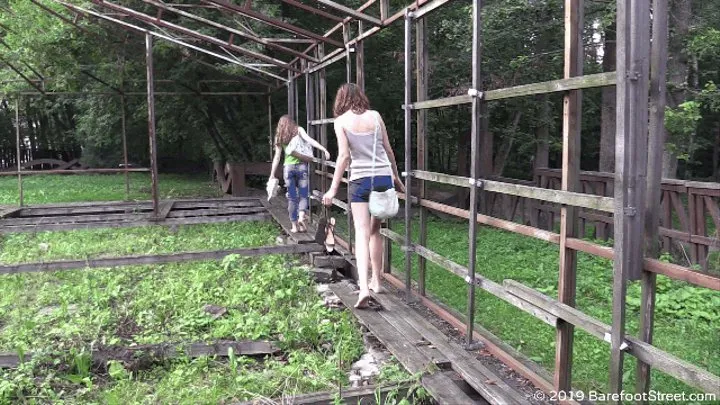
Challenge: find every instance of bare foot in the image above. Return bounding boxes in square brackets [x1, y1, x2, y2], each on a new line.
[369, 280, 384, 294]
[290, 222, 298, 233]
[354, 291, 371, 309]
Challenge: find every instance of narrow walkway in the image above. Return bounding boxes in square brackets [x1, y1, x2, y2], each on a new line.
[331, 280, 533, 405]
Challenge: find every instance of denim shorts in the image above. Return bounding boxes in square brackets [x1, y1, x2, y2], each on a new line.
[349, 176, 393, 203]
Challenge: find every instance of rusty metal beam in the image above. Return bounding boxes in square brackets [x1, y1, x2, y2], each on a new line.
[28, 0, 92, 35]
[51, 0, 287, 82]
[141, 0, 318, 62]
[280, 0, 344, 22]
[0, 56, 46, 94]
[313, 0, 381, 25]
[91, 0, 299, 72]
[203, 0, 344, 48]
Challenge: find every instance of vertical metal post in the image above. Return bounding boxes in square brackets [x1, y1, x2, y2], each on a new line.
[416, 15, 428, 297]
[305, 62, 314, 221]
[319, 45, 328, 217]
[287, 70, 295, 119]
[343, 23, 352, 83]
[146, 34, 159, 217]
[15, 98, 23, 207]
[380, 0, 389, 21]
[555, 0, 583, 391]
[267, 92, 273, 161]
[121, 94, 129, 199]
[403, 10, 413, 299]
[466, 0, 482, 348]
[356, 21, 365, 91]
[637, 0, 668, 395]
[611, 0, 650, 395]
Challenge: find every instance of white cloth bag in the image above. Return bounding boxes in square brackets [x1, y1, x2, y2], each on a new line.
[368, 114, 399, 219]
[266, 177, 279, 201]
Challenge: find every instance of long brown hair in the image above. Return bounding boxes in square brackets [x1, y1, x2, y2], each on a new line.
[275, 115, 298, 147]
[333, 83, 370, 117]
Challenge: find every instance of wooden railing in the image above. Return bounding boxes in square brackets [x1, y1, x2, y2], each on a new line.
[534, 168, 719, 271]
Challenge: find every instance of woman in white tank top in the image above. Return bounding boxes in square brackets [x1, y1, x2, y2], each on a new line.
[322, 84, 405, 309]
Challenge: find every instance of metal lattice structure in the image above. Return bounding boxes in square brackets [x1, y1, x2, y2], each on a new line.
[2, 0, 719, 401]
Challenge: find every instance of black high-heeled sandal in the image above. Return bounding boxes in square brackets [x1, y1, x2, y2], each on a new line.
[324, 217, 336, 253]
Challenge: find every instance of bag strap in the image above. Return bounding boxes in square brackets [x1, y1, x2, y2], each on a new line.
[371, 111, 380, 191]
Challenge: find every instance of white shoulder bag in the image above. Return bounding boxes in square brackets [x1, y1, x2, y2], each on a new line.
[368, 113, 399, 219]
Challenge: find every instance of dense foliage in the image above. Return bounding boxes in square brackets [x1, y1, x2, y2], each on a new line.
[1, 0, 717, 179]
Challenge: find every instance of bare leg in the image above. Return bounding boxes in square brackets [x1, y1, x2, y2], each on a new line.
[351, 202, 372, 308]
[368, 217, 384, 293]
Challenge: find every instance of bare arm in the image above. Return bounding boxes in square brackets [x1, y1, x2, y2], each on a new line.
[324, 120, 350, 203]
[298, 127, 330, 159]
[377, 112, 405, 192]
[270, 144, 282, 179]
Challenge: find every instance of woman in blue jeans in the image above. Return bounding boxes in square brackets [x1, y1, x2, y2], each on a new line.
[270, 115, 330, 233]
[322, 84, 404, 308]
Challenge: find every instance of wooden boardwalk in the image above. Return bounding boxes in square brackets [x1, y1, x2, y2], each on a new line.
[331, 280, 533, 405]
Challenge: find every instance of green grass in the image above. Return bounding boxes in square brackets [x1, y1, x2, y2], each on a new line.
[0, 175, 414, 403]
[389, 217, 720, 395]
[0, 173, 221, 205]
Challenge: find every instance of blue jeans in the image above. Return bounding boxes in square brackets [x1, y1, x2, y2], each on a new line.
[284, 163, 309, 222]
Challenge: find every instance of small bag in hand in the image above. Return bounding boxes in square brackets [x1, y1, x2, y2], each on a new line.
[368, 113, 399, 219]
[266, 177, 279, 201]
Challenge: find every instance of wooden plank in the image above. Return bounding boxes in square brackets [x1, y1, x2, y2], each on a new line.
[555, 0, 583, 392]
[412, 170, 614, 212]
[16, 200, 260, 217]
[0, 213, 271, 233]
[329, 281, 480, 404]
[504, 280, 720, 395]
[260, 198, 315, 244]
[375, 292, 529, 405]
[1, 340, 280, 369]
[0, 207, 22, 218]
[408, 72, 615, 110]
[704, 196, 720, 230]
[412, 0, 453, 19]
[156, 200, 174, 219]
[382, 272, 557, 398]
[0, 243, 322, 275]
[381, 228, 557, 326]
[236, 382, 415, 405]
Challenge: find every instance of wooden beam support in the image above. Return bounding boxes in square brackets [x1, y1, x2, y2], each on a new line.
[555, 0, 583, 392]
[403, 10, 413, 300]
[0, 244, 322, 275]
[637, 0, 669, 395]
[610, 0, 651, 394]
[145, 34, 160, 217]
[15, 98, 23, 207]
[355, 21, 365, 90]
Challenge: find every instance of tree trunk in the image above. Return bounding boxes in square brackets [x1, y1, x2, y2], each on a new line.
[493, 111, 522, 176]
[599, 22, 616, 173]
[663, 0, 692, 179]
[456, 110, 471, 209]
[534, 95, 550, 173]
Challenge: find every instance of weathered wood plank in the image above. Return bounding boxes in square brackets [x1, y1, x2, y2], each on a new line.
[375, 291, 530, 405]
[412, 170, 614, 212]
[408, 72, 615, 110]
[504, 280, 720, 395]
[0, 207, 22, 218]
[0, 340, 280, 369]
[157, 200, 174, 219]
[260, 197, 316, 244]
[0, 213, 271, 233]
[381, 228, 557, 326]
[235, 382, 415, 405]
[329, 281, 482, 404]
[0, 243, 322, 275]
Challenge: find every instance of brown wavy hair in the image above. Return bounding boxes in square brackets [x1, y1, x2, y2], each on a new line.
[333, 83, 370, 117]
[274, 115, 298, 147]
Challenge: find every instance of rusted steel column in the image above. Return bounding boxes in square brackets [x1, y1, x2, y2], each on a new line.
[416, 15, 428, 297]
[15, 98, 23, 207]
[343, 22, 352, 83]
[466, 0, 482, 348]
[356, 21, 365, 90]
[610, 0, 650, 395]
[145, 33, 159, 216]
[304, 61, 315, 222]
[267, 93, 273, 160]
[637, 0, 668, 395]
[555, 0, 583, 391]
[403, 10, 413, 299]
[319, 45, 328, 217]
